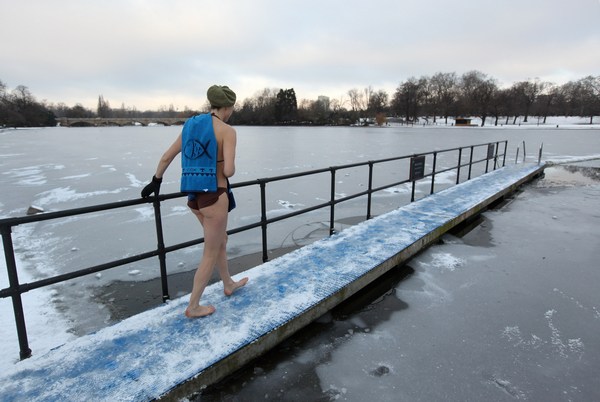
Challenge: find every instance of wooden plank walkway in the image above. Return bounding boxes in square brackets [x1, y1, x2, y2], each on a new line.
[0, 163, 545, 402]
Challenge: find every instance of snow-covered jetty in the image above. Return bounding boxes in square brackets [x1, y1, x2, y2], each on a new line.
[0, 163, 545, 401]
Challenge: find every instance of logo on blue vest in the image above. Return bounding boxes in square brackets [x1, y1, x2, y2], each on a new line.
[184, 139, 213, 160]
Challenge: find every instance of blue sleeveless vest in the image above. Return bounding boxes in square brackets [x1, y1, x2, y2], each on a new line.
[180, 114, 218, 193]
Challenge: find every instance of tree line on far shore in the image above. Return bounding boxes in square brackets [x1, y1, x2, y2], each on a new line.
[1, 72, 599, 128]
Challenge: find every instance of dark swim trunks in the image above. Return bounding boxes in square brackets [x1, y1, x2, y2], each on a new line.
[187, 188, 227, 210]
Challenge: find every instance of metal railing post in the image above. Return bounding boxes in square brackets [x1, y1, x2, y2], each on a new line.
[410, 153, 417, 202]
[494, 141, 499, 170]
[1, 225, 32, 360]
[260, 181, 269, 262]
[367, 162, 374, 219]
[430, 152, 437, 195]
[468, 146, 474, 180]
[152, 197, 170, 302]
[456, 148, 463, 185]
[329, 168, 336, 235]
[503, 141, 508, 166]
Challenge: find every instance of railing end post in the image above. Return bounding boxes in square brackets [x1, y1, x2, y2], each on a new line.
[152, 196, 170, 305]
[20, 347, 32, 360]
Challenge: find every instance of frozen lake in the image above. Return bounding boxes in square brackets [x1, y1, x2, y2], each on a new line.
[1, 119, 599, 399]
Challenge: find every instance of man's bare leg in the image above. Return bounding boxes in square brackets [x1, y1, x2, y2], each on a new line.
[185, 196, 227, 318]
[216, 234, 249, 296]
[185, 259, 216, 318]
[224, 277, 249, 296]
[185, 305, 215, 318]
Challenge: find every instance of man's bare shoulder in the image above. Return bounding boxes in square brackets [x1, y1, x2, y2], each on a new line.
[223, 123, 236, 137]
[214, 121, 236, 142]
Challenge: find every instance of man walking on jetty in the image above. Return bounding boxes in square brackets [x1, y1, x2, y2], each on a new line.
[142, 85, 248, 318]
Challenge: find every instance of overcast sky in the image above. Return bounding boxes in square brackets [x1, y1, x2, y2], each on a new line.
[1, 0, 599, 111]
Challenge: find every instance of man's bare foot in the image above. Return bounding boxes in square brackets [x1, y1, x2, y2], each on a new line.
[184, 305, 216, 318]
[224, 277, 249, 296]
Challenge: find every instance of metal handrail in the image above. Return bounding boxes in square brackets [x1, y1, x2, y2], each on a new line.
[1, 140, 507, 360]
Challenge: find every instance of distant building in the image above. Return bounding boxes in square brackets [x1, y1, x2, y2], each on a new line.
[317, 96, 330, 110]
[455, 118, 476, 126]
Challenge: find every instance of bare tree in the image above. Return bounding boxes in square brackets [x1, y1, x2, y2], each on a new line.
[392, 77, 428, 123]
[512, 79, 543, 122]
[459, 71, 498, 126]
[347, 88, 363, 113]
[367, 89, 389, 114]
[363, 85, 373, 112]
[490, 88, 510, 126]
[533, 82, 558, 123]
[254, 88, 278, 124]
[418, 76, 432, 123]
[0, 80, 6, 99]
[577, 75, 600, 124]
[430, 72, 458, 124]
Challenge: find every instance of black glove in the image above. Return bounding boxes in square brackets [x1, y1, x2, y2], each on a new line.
[141, 175, 162, 198]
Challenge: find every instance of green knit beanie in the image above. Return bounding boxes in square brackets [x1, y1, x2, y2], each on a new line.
[207, 85, 236, 108]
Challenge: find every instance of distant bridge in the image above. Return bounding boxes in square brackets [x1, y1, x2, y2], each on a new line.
[56, 117, 187, 127]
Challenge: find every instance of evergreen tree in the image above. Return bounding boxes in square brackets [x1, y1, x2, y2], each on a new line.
[97, 95, 111, 118]
[274, 88, 298, 123]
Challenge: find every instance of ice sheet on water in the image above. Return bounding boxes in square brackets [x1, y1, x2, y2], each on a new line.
[316, 330, 400, 400]
[482, 373, 527, 400]
[547, 153, 600, 165]
[125, 172, 144, 188]
[501, 326, 544, 348]
[544, 309, 585, 359]
[552, 287, 600, 319]
[0, 153, 25, 158]
[60, 173, 92, 180]
[501, 310, 585, 361]
[34, 186, 129, 206]
[277, 199, 302, 209]
[130, 206, 155, 222]
[382, 184, 411, 194]
[165, 205, 189, 218]
[4, 166, 47, 185]
[431, 170, 457, 185]
[419, 251, 465, 272]
[267, 200, 306, 217]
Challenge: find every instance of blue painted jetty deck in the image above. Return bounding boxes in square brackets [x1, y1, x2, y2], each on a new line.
[0, 163, 545, 401]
